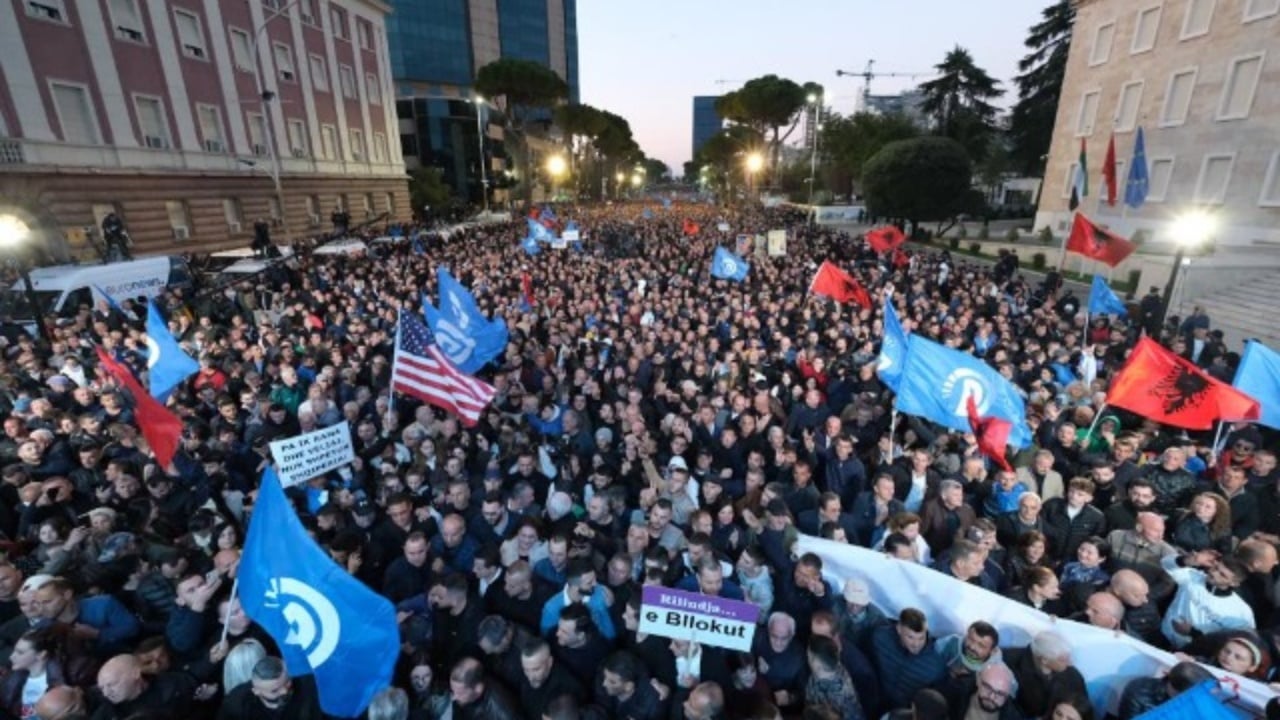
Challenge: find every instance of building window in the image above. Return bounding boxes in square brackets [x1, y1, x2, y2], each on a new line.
[309, 54, 328, 91]
[247, 113, 267, 156]
[366, 73, 381, 105]
[372, 132, 387, 163]
[339, 65, 356, 99]
[166, 200, 192, 237]
[1194, 153, 1234, 204]
[321, 124, 337, 159]
[357, 20, 372, 50]
[287, 119, 307, 157]
[109, 0, 146, 43]
[1259, 152, 1280, 207]
[1075, 90, 1100, 136]
[330, 7, 348, 39]
[1217, 53, 1265, 121]
[350, 128, 364, 161]
[173, 9, 207, 60]
[273, 43, 295, 82]
[1244, 0, 1280, 22]
[229, 28, 253, 72]
[25, 0, 67, 24]
[1131, 5, 1162, 54]
[223, 198, 243, 229]
[133, 95, 170, 149]
[1159, 68, 1197, 127]
[384, 192, 394, 214]
[362, 192, 373, 215]
[1181, 0, 1215, 38]
[298, 0, 317, 26]
[49, 82, 101, 145]
[1147, 157, 1175, 202]
[1089, 22, 1115, 66]
[1114, 81, 1144, 132]
[1061, 163, 1078, 199]
[197, 104, 225, 152]
[306, 195, 320, 224]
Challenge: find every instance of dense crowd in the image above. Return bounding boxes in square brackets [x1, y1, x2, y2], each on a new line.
[0, 201, 1276, 720]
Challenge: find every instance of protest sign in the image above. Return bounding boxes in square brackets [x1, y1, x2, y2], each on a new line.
[562, 229, 580, 242]
[767, 229, 788, 257]
[269, 424, 355, 488]
[638, 586, 758, 652]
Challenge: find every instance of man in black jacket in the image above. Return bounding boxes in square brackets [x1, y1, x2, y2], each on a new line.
[217, 656, 321, 720]
[517, 636, 585, 720]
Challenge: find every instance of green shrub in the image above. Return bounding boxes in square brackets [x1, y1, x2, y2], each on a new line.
[1032, 252, 1046, 270]
[1005, 228, 1021, 243]
[969, 242, 981, 254]
[948, 237, 960, 250]
[1036, 227, 1054, 245]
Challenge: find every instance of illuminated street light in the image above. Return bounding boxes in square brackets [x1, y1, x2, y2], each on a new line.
[630, 173, 643, 187]
[546, 154, 568, 178]
[1158, 209, 1219, 331]
[745, 152, 764, 174]
[0, 214, 51, 344]
[0, 215, 30, 248]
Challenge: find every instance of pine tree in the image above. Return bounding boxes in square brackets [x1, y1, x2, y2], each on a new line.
[917, 46, 1004, 161]
[1009, 1, 1076, 175]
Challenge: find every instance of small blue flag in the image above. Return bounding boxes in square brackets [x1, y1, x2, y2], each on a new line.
[895, 335, 1033, 448]
[565, 220, 578, 233]
[423, 268, 509, 373]
[711, 246, 749, 281]
[93, 285, 126, 316]
[1124, 126, 1149, 209]
[1234, 340, 1280, 430]
[1088, 276, 1127, 317]
[642, 208, 654, 220]
[145, 301, 199, 401]
[662, 198, 672, 210]
[239, 468, 399, 718]
[877, 296, 907, 391]
[521, 234, 541, 256]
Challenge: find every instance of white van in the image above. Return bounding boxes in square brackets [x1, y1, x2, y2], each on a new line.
[3, 256, 193, 323]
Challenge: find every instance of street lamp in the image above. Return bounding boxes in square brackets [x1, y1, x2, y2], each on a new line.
[630, 173, 643, 188]
[0, 214, 51, 344]
[1158, 209, 1217, 333]
[615, 172, 625, 198]
[473, 95, 489, 212]
[745, 152, 764, 197]
[546, 154, 568, 200]
[806, 92, 823, 208]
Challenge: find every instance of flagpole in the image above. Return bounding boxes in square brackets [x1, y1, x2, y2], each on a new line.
[1082, 403, 1108, 445]
[385, 310, 402, 432]
[1210, 420, 1228, 463]
[220, 575, 240, 646]
[888, 410, 899, 460]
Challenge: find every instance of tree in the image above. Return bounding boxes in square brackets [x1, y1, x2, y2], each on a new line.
[820, 112, 919, 198]
[474, 59, 569, 201]
[407, 167, 453, 219]
[862, 137, 973, 229]
[1010, 1, 1075, 175]
[918, 47, 1004, 160]
[641, 158, 669, 182]
[716, 75, 815, 182]
[693, 125, 764, 192]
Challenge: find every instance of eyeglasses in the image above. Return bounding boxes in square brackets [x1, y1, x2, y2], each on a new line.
[979, 680, 1010, 701]
[1234, 442, 1255, 452]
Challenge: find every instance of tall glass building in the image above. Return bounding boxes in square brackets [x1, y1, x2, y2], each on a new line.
[386, 0, 579, 203]
[692, 96, 723, 160]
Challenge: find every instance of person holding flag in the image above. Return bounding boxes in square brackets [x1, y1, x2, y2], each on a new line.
[711, 246, 750, 282]
[810, 261, 872, 308]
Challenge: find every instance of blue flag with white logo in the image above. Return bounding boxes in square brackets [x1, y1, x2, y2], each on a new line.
[526, 218, 553, 243]
[711, 246, 749, 281]
[521, 234, 542, 256]
[1124, 126, 1149, 209]
[877, 296, 907, 391]
[1088, 276, 1127, 317]
[240, 468, 398, 718]
[145, 301, 198, 401]
[92, 285, 127, 316]
[895, 335, 1033, 448]
[423, 268, 508, 374]
[1234, 341, 1280, 430]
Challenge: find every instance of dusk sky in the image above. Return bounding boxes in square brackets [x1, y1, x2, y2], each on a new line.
[578, 1, 1051, 176]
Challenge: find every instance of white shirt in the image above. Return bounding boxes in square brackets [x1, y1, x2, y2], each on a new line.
[1160, 556, 1254, 647]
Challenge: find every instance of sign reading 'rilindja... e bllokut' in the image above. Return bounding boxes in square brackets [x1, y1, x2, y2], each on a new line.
[638, 586, 759, 652]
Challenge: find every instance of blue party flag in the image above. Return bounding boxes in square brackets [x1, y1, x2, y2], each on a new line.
[144, 301, 199, 401]
[1234, 340, 1280, 430]
[877, 296, 907, 391]
[423, 268, 508, 373]
[1088, 276, 1128, 316]
[711, 246, 749, 281]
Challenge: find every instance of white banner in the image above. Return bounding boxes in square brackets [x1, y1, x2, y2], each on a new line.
[269, 424, 355, 488]
[796, 535, 1272, 716]
[767, 229, 787, 257]
[638, 585, 759, 652]
[716, 222, 730, 232]
[562, 230, 580, 242]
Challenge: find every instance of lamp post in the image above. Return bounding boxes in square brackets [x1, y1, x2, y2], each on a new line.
[615, 172, 625, 199]
[745, 152, 764, 199]
[473, 95, 489, 212]
[0, 215, 51, 344]
[806, 92, 823, 207]
[546, 154, 568, 200]
[245, 0, 309, 247]
[1157, 210, 1216, 333]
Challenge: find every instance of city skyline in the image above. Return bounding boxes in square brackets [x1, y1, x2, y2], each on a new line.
[578, 0, 1047, 175]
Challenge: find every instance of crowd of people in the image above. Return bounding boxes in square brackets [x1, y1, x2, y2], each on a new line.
[0, 200, 1276, 720]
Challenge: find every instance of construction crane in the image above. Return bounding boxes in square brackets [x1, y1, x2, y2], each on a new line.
[835, 60, 929, 110]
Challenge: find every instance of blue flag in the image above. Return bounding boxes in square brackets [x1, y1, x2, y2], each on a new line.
[565, 220, 578, 232]
[423, 268, 508, 374]
[92, 285, 126, 315]
[521, 234, 541, 256]
[1124, 126, 1149, 209]
[711, 246, 749, 281]
[239, 468, 398, 718]
[895, 335, 1033, 448]
[642, 208, 654, 219]
[1088, 276, 1128, 316]
[145, 301, 198, 401]
[541, 205, 557, 223]
[526, 218, 553, 243]
[661, 198, 672, 210]
[1129, 682, 1234, 720]
[877, 296, 907, 391]
[1234, 341, 1280, 430]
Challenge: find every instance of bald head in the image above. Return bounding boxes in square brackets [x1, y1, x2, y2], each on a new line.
[98, 654, 145, 704]
[34, 685, 86, 720]
[1110, 569, 1149, 607]
[979, 662, 1014, 693]
[1085, 592, 1125, 630]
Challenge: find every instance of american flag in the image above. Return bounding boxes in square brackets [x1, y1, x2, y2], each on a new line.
[391, 312, 495, 426]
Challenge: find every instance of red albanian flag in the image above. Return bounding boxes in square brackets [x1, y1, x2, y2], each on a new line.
[810, 261, 872, 308]
[1066, 213, 1137, 267]
[94, 346, 183, 469]
[866, 225, 907, 254]
[683, 218, 700, 236]
[1106, 337, 1260, 430]
[967, 396, 1013, 472]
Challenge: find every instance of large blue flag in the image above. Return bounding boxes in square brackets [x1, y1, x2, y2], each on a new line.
[877, 296, 907, 391]
[895, 335, 1033, 448]
[526, 218, 553, 243]
[711, 246, 749, 281]
[521, 234, 542, 256]
[240, 468, 398, 718]
[1088, 276, 1127, 316]
[145, 301, 198, 401]
[423, 268, 508, 374]
[1234, 340, 1280, 430]
[1124, 127, 1149, 209]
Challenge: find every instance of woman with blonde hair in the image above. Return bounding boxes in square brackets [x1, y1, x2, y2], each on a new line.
[222, 638, 267, 694]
